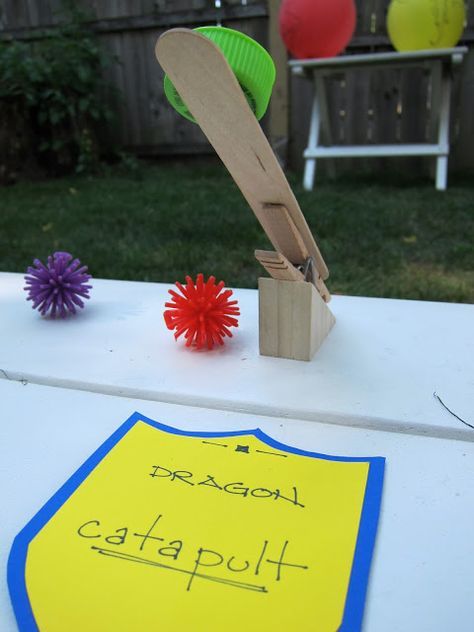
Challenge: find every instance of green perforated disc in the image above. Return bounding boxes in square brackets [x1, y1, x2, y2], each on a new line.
[163, 26, 276, 123]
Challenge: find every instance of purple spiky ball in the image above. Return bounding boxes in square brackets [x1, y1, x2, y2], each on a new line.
[24, 251, 92, 318]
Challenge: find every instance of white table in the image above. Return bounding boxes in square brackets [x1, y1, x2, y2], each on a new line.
[1, 272, 474, 630]
[2, 380, 474, 632]
[290, 48, 468, 191]
[1, 272, 472, 440]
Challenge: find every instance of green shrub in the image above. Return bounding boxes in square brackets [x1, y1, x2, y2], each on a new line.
[0, 3, 115, 183]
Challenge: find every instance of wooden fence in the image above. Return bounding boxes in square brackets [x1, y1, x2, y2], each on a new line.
[1, 0, 473, 175]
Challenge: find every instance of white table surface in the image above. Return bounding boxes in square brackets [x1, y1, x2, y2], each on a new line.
[1, 379, 474, 632]
[1, 272, 473, 441]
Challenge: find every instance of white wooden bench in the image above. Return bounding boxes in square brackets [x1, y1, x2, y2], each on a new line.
[290, 47, 468, 191]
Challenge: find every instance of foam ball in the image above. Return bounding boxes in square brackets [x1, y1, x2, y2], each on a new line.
[387, 0, 465, 52]
[164, 274, 240, 350]
[24, 251, 92, 318]
[279, 0, 356, 59]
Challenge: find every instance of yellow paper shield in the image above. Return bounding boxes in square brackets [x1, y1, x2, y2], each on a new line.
[8, 413, 384, 631]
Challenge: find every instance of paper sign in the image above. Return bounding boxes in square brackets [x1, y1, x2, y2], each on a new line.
[8, 413, 384, 631]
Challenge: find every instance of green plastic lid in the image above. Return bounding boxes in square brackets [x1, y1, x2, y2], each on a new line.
[163, 26, 276, 123]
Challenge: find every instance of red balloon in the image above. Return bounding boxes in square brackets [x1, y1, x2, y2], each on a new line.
[279, 0, 356, 59]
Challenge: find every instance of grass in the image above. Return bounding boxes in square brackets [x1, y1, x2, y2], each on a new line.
[1, 162, 473, 303]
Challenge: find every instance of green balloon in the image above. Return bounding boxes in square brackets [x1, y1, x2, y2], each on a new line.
[387, 0, 465, 52]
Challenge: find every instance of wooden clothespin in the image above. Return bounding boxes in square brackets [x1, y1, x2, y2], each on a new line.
[155, 28, 335, 361]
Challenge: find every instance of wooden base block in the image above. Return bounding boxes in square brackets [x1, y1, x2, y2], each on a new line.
[258, 278, 335, 361]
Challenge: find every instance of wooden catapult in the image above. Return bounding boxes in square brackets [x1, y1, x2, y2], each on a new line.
[156, 29, 335, 361]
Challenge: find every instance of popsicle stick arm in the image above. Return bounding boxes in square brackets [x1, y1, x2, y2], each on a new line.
[155, 28, 329, 281]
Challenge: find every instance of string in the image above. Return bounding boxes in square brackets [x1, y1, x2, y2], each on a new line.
[433, 392, 474, 430]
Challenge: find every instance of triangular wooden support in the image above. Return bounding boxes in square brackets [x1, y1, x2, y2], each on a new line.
[258, 278, 335, 361]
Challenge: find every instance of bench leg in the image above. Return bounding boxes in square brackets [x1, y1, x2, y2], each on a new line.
[303, 79, 321, 191]
[435, 67, 451, 191]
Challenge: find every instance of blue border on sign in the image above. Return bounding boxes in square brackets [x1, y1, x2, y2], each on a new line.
[7, 411, 385, 632]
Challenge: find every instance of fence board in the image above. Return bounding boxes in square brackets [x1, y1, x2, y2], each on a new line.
[106, 32, 129, 146]
[451, 47, 474, 171]
[2, 0, 31, 28]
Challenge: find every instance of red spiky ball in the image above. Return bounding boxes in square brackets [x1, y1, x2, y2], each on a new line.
[164, 274, 240, 350]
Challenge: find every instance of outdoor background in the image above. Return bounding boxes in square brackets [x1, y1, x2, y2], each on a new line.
[1, 0, 473, 302]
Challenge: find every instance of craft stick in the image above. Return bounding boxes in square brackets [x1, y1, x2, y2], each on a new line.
[155, 29, 329, 280]
[313, 276, 331, 303]
[259, 204, 309, 264]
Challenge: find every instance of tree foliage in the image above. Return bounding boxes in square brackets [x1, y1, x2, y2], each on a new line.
[0, 3, 115, 183]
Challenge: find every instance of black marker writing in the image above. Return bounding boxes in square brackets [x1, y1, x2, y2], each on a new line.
[77, 513, 309, 594]
[149, 466, 304, 508]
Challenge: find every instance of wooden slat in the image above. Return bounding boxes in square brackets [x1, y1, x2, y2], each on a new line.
[259, 204, 308, 264]
[105, 32, 129, 145]
[26, 0, 45, 27]
[450, 47, 474, 172]
[304, 144, 447, 157]
[255, 250, 304, 282]
[289, 48, 469, 72]
[3, 0, 31, 29]
[394, 67, 429, 144]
